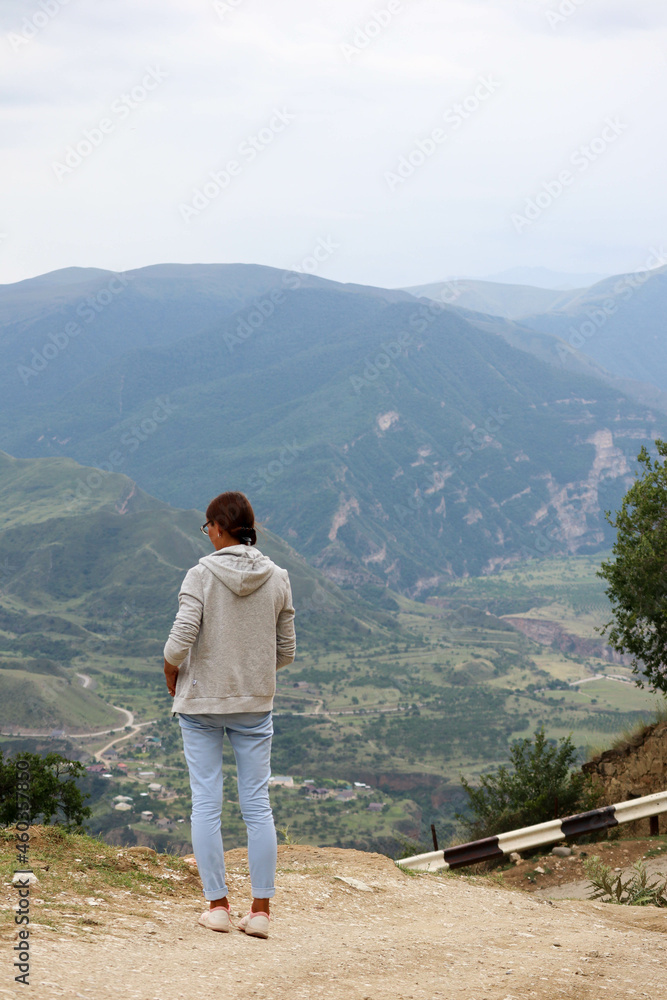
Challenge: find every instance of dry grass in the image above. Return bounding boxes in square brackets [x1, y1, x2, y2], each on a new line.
[586, 700, 667, 760]
[0, 825, 201, 935]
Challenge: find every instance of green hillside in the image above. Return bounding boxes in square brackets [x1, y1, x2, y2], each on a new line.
[0, 666, 123, 732]
[0, 263, 411, 411]
[520, 265, 667, 389]
[2, 276, 665, 595]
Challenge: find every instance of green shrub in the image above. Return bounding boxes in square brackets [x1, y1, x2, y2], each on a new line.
[457, 728, 601, 840]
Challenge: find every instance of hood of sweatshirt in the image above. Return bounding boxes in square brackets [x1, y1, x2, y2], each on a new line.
[199, 545, 276, 596]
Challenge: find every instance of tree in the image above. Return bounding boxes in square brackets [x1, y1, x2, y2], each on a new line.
[0, 750, 91, 831]
[457, 729, 600, 841]
[598, 440, 667, 694]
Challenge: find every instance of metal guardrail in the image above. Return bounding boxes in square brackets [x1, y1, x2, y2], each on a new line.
[397, 789, 667, 872]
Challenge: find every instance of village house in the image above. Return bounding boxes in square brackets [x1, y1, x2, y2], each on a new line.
[308, 787, 331, 799]
[335, 789, 356, 802]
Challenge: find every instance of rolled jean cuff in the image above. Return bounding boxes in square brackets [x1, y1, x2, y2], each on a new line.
[203, 884, 229, 901]
[251, 886, 275, 899]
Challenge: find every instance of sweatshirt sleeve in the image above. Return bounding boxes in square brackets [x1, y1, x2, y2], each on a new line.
[163, 568, 204, 667]
[276, 576, 296, 670]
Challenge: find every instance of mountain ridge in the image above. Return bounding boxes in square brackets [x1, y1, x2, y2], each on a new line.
[3, 263, 666, 593]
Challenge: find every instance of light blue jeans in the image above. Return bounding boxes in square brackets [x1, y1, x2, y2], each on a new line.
[178, 711, 277, 901]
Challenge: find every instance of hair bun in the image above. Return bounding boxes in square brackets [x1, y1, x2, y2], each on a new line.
[231, 525, 257, 545]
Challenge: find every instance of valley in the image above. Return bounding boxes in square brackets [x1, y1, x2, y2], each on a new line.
[1, 453, 661, 857]
[2, 261, 666, 859]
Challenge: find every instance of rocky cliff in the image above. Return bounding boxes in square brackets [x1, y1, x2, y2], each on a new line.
[583, 719, 667, 834]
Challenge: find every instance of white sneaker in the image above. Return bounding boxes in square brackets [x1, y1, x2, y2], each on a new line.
[198, 905, 231, 933]
[238, 910, 270, 939]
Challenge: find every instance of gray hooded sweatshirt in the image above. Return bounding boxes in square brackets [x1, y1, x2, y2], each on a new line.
[164, 545, 296, 715]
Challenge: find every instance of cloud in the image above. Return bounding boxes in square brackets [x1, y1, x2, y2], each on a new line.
[0, 0, 665, 286]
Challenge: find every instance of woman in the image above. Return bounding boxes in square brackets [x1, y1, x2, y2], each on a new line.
[163, 491, 296, 938]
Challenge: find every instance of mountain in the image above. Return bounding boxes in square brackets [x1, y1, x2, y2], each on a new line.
[1, 263, 412, 412]
[482, 266, 608, 290]
[442, 307, 667, 418]
[409, 264, 667, 398]
[403, 278, 570, 320]
[519, 265, 667, 390]
[1, 264, 665, 594]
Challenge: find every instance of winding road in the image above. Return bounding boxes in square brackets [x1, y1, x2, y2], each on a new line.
[0, 675, 157, 752]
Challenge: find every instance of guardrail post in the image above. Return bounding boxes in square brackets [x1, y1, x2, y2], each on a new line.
[650, 815, 660, 836]
[431, 824, 438, 851]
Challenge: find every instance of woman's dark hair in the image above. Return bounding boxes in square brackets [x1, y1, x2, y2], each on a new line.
[206, 491, 257, 545]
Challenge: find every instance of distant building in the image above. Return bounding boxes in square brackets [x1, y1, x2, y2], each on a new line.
[269, 775, 294, 787]
[336, 789, 356, 801]
[148, 782, 163, 793]
[114, 802, 132, 812]
[113, 795, 133, 803]
[138, 771, 155, 778]
[86, 764, 106, 773]
[156, 817, 173, 829]
[368, 803, 384, 812]
[140, 811, 154, 822]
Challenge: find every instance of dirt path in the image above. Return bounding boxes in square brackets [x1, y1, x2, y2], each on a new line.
[92, 715, 158, 762]
[6, 846, 666, 999]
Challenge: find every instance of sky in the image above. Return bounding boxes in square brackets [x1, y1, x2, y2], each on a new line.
[1, 0, 666, 288]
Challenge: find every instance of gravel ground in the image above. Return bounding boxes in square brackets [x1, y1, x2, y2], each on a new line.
[2, 845, 666, 1000]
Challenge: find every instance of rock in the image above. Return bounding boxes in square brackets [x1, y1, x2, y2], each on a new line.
[126, 846, 157, 857]
[12, 871, 38, 885]
[333, 876, 373, 891]
[552, 846, 572, 858]
[509, 852, 522, 865]
[534, 866, 545, 874]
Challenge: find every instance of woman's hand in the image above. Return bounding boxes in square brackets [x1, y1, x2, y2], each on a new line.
[164, 659, 179, 697]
